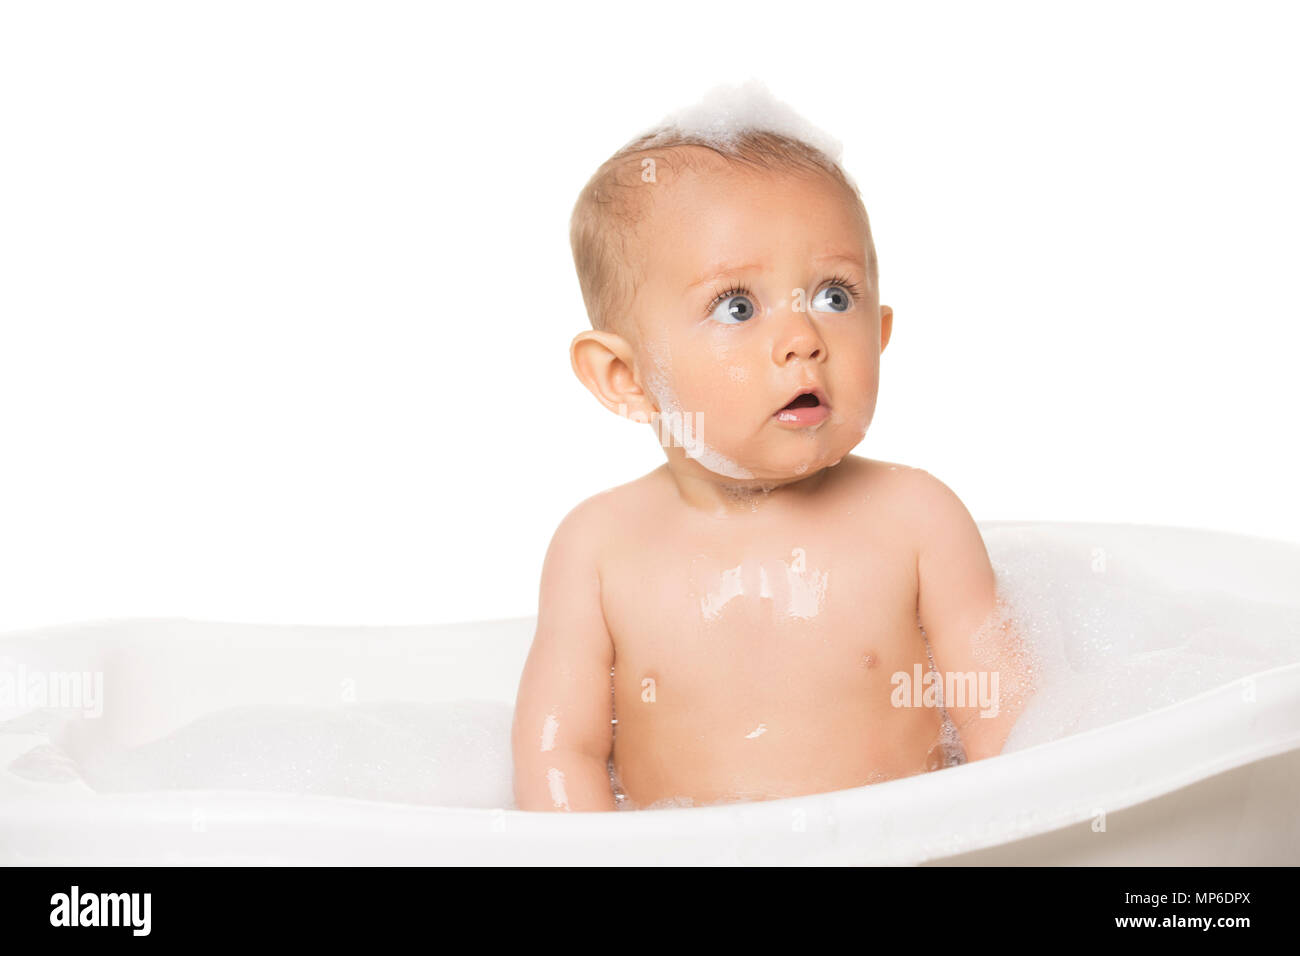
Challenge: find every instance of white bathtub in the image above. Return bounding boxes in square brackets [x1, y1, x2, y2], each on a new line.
[2, 521, 1298, 865]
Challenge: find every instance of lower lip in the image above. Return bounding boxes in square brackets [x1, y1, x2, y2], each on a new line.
[773, 404, 830, 427]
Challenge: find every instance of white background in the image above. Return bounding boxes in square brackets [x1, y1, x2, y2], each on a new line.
[1, 1, 1296, 632]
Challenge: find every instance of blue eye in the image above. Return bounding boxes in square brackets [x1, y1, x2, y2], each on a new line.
[812, 285, 854, 313]
[708, 292, 756, 324]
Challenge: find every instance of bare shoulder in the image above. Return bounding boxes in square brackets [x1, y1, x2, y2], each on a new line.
[835, 455, 976, 534]
[532, 469, 666, 658]
[546, 466, 666, 561]
[831, 454, 942, 498]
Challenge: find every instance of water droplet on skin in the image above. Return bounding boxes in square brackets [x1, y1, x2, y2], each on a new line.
[546, 767, 570, 809]
[539, 713, 559, 752]
[699, 556, 828, 623]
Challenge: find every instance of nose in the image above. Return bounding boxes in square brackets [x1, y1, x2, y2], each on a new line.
[770, 307, 827, 366]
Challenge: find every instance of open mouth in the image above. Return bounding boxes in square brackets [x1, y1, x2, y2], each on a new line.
[782, 393, 821, 410]
[773, 387, 831, 425]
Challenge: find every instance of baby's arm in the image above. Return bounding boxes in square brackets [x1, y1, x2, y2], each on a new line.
[511, 500, 616, 811]
[910, 471, 1036, 761]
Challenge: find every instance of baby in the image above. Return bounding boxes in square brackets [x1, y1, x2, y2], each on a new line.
[512, 86, 1035, 811]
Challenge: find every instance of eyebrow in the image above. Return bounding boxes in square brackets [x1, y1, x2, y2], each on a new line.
[685, 252, 866, 291]
[685, 262, 761, 291]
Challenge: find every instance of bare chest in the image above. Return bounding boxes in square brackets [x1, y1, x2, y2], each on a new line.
[601, 530, 922, 710]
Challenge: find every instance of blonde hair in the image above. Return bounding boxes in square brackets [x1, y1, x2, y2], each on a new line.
[568, 127, 877, 339]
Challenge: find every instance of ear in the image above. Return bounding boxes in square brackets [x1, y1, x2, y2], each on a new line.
[570, 329, 658, 421]
[879, 304, 894, 353]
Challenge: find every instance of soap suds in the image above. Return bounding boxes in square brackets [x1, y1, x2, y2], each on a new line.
[6, 527, 1297, 810]
[698, 557, 829, 622]
[546, 767, 569, 810]
[626, 78, 847, 172]
[641, 337, 755, 480]
[539, 712, 559, 752]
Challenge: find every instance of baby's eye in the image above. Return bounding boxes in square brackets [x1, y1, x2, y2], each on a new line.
[708, 293, 756, 324]
[811, 285, 855, 313]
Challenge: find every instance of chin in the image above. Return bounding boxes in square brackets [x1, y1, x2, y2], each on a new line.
[790, 424, 865, 466]
[686, 417, 868, 484]
[736, 442, 857, 483]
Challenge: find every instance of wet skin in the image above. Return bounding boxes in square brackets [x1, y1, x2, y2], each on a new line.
[513, 154, 1029, 810]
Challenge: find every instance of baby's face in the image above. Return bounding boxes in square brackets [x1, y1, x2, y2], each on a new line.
[630, 155, 891, 483]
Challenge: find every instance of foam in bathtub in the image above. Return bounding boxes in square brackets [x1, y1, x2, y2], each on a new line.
[3, 524, 1298, 816]
[985, 527, 1300, 751]
[17, 700, 515, 808]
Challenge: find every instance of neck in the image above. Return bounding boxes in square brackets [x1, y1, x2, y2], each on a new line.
[661, 448, 836, 516]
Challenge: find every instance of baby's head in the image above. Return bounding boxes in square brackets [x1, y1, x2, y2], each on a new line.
[568, 84, 892, 488]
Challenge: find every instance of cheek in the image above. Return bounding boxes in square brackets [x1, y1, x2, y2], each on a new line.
[848, 355, 880, 393]
[672, 337, 755, 414]
[834, 327, 880, 389]
[709, 335, 765, 402]
[673, 363, 753, 425]
[826, 331, 881, 430]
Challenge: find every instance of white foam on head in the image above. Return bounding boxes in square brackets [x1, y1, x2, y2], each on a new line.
[622, 82, 858, 485]
[630, 78, 845, 168]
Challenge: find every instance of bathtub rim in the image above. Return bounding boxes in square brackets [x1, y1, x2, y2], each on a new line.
[4, 517, 1298, 864]
[3, 658, 1297, 866]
